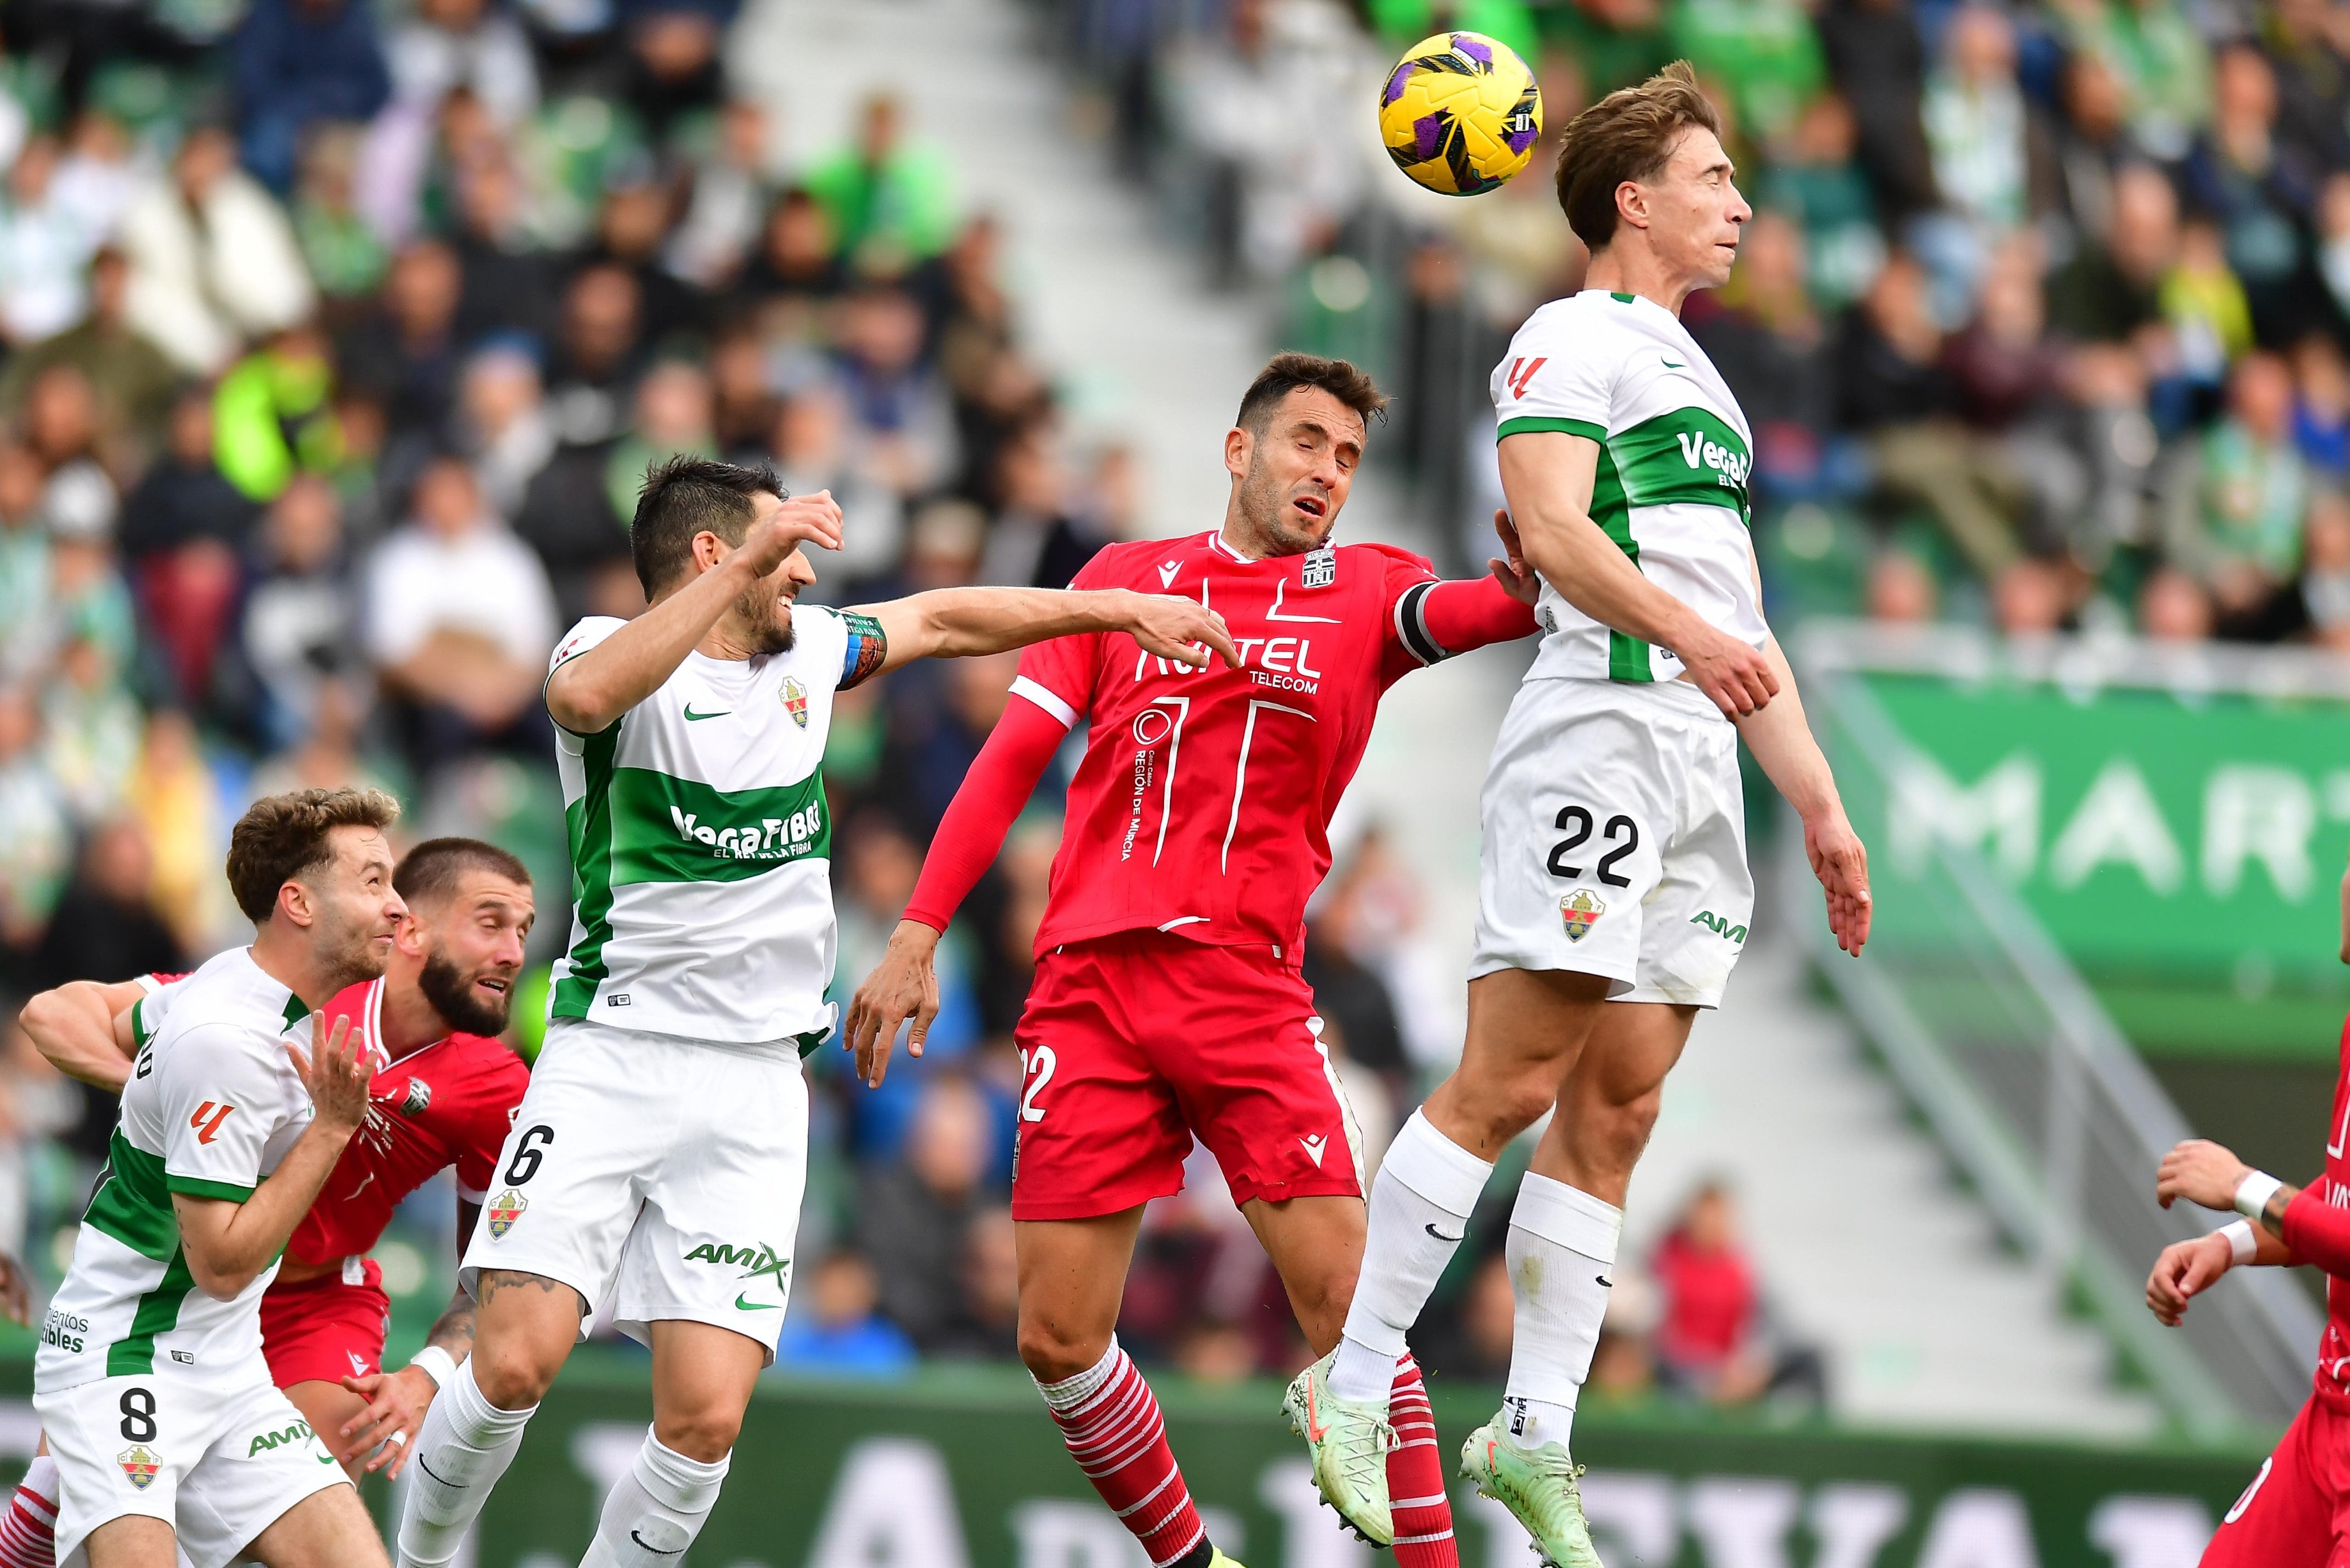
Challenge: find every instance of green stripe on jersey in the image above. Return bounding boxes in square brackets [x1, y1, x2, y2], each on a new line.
[1497, 415, 1606, 442]
[1606, 406, 1751, 522]
[1585, 441, 1654, 683]
[554, 724, 623, 1020]
[167, 1175, 256, 1202]
[607, 767, 831, 886]
[84, 1131, 180, 1261]
[107, 1248, 197, 1377]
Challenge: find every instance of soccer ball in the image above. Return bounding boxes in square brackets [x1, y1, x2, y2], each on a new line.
[1376, 32, 1543, 197]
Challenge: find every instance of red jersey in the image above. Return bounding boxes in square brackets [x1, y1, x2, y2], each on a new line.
[1013, 532, 1454, 958]
[133, 972, 527, 1266]
[2289, 1015, 2350, 1411]
[287, 976, 528, 1265]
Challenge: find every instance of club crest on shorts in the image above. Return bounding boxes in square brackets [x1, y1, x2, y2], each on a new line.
[117, 1446, 160, 1489]
[487, 1189, 527, 1239]
[780, 676, 808, 728]
[1561, 889, 1606, 943]
[1301, 546, 1337, 588]
[398, 1077, 431, 1116]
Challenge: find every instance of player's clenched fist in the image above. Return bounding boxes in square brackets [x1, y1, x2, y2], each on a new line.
[1113, 591, 1240, 670]
[844, 920, 943, 1088]
[287, 1014, 372, 1135]
[2145, 1232, 2233, 1326]
[2157, 1138, 2255, 1212]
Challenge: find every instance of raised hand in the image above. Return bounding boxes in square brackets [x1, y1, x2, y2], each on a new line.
[741, 490, 846, 573]
[286, 1014, 372, 1136]
[1488, 509, 1539, 606]
[1805, 812, 1871, 955]
[1124, 593, 1240, 670]
[843, 921, 943, 1088]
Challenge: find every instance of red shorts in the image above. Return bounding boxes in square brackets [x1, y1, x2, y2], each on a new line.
[2205, 1396, 2350, 1567]
[259, 1259, 390, 1390]
[1010, 933, 1362, 1221]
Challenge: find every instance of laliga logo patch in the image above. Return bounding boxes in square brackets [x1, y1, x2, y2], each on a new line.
[1560, 889, 1606, 943]
[780, 676, 809, 729]
[118, 1446, 161, 1489]
[487, 1189, 528, 1239]
[399, 1077, 431, 1116]
[1301, 546, 1337, 589]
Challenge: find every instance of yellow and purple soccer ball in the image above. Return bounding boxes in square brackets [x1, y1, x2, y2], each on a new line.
[1377, 31, 1543, 197]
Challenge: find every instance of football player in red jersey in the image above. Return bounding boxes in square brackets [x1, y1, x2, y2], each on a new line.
[2147, 846, 2350, 1567]
[846, 353, 1540, 1568]
[10, 836, 530, 1560]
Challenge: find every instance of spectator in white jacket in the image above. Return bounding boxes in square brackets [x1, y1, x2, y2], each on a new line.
[117, 126, 317, 375]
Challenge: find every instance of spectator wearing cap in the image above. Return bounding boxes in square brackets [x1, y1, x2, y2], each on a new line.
[230, 0, 392, 194]
[363, 453, 555, 768]
[119, 127, 315, 376]
[0, 247, 178, 461]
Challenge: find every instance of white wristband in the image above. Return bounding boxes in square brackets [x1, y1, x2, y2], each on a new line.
[406, 1345, 458, 1390]
[2219, 1219, 2258, 1265]
[2235, 1170, 2285, 1223]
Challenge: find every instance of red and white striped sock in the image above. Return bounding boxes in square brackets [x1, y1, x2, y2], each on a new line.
[1035, 1340, 1208, 1568]
[1388, 1356, 1459, 1567]
[0, 1455, 59, 1568]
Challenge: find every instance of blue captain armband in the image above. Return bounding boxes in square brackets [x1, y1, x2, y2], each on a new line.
[839, 610, 886, 690]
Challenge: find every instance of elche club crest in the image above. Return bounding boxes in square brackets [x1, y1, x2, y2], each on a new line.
[118, 1446, 161, 1489]
[1301, 546, 1337, 589]
[1561, 889, 1606, 943]
[780, 676, 808, 729]
[487, 1189, 528, 1239]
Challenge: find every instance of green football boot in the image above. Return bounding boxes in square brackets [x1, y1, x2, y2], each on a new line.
[1281, 1351, 1396, 1545]
[1207, 1551, 1248, 1568]
[1459, 1415, 1603, 1568]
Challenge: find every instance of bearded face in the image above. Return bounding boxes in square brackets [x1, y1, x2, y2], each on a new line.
[417, 945, 515, 1036]
[732, 567, 797, 655]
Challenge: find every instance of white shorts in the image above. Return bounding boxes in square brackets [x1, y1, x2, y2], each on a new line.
[461, 1018, 809, 1363]
[1470, 676, 1752, 1008]
[34, 1372, 346, 1568]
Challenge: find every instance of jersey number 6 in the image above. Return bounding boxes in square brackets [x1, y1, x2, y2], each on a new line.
[504, 1125, 554, 1185]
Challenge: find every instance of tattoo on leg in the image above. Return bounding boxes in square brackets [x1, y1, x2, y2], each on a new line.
[475, 1270, 581, 1312]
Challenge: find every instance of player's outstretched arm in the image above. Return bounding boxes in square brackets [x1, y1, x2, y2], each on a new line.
[18, 978, 145, 1091]
[852, 586, 1239, 675]
[2157, 1135, 2350, 1276]
[1497, 431, 1777, 716]
[545, 491, 844, 733]
[1734, 632, 1870, 955]
[844, 698, 1069, 1088]
[174, 1017, 373, 1300]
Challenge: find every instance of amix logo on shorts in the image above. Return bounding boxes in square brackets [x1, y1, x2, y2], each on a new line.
[686, 1241, 790, 1308]
[1690, 909, 1748, 942]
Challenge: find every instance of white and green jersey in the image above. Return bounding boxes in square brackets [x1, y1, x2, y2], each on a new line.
[37, 948, 316, 1394]
[1491, 288, 1767, 687]
[547, 605, 884, 1045]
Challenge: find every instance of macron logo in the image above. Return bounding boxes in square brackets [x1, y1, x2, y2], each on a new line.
[1299, 1134, 1328, 1168]
[1504, 356, 1547, 399]
[1158, 561, 1180, 588]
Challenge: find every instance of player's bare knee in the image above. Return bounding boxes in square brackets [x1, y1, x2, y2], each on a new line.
[1017, 1313, 1106, 1384]
[652, 1404, 742, 1465]
[470, 1333, 561, 1410]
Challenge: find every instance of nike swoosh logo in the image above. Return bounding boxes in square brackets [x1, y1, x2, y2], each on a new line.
[683, 705, 730, 721]
[417, 1456, 457, 1488]
[1425, 1224, 1463, 1242]
[1597, 1274, 1613, 1287]
[735, 1294, 781, 1310]
[630, 1530, 686, 1556]
[1662, 359, 1686, 369]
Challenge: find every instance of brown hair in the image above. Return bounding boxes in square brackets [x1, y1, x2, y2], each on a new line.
[225, 787, 402, 923]
[1555, 61, 1724, 252]
[394, 837, 531, 906]
[1235, 352, 1388, 434]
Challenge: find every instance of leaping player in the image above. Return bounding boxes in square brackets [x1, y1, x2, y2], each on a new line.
[1290, 65, 1869, 1568]
[5, 836, 536, 1565]
[847, 351, 1542, 1567]
[2146, 846, 2350, 1568]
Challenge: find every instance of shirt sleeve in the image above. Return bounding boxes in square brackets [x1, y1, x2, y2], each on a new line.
[2283, 1181, 2350, 1279]
[545, 616, 628, 741]
[156, 1024, 302, 1202]
[1492, 309, 1611, 442]
[1011, 546, 1121, 726]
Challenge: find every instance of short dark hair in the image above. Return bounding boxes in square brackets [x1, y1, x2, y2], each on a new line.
[394, 838, 531, 905]
[1555, 61, 1724, 251]
[1235, 352, 1388, 435]
[629, 454, 784, 595]
[225, 787, 402, 924]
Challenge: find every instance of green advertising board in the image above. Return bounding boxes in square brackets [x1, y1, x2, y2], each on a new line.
[1810, 632, 2350, 1059]
[0, 1355, 2263, 1568]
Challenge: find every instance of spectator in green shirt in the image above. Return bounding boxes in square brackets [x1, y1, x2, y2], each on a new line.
[2055, 0, 2211, 161]
[2160, 351, 2310, 638]
[804, 91, 957, 269]
[1667, 0, 1826, 150]
[1536, 0, 1675, 106]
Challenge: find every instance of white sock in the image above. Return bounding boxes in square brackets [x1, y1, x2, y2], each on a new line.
[1501, 1172, 1621, 1453]
[1032, 1337, 1123, 1411]
[398, 1360, 536, 1568]
[1330, 1110, 1495, 1403]
[578, 1430, 730, 1568]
